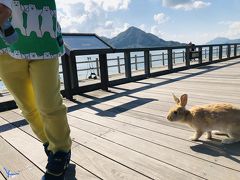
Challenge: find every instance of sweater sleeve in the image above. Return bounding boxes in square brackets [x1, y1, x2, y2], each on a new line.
[0, 0, 12, 10]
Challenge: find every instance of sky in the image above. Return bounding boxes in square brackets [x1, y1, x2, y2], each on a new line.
[56, 0, 240, 44]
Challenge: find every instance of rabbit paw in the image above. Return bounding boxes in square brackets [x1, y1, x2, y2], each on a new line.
[206, 132, 212, 139]
[189, 137, 199, 141]
[190, 131, 202, 141]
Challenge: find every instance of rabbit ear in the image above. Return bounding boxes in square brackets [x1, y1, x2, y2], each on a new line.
[172, 93, 180, 104]
[180, 94, 188, 107]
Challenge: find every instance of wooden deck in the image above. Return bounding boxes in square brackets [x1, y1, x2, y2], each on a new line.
[0, 58, 240, 180]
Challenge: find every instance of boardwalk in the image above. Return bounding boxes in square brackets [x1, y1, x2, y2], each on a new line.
[0, 58, 240, 180]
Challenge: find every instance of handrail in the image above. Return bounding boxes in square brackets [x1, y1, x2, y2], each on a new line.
[60, 43, 240, 100]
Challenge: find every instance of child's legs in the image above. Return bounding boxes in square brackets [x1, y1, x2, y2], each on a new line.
[29, 59, 72, 153]
[0, 54, 47, 142]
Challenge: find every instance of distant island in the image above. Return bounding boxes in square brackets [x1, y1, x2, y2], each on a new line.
[206, 37, 240, 45]
[101, 26, 186, 48]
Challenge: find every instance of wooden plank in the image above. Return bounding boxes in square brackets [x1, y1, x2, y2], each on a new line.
[0, 111, 201, 180]
[71, 143, 151, 180]
[70, 126, 202, 180]
[67, 111, 240, 171]
[0, 112, 154, 180]
[0, 136, 43, 179]
[0, 117, 100, 180]
[69, 120, 240, 180]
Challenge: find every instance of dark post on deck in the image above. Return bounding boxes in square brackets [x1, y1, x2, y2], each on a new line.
[227, 44, 231, 59]
[99, 53, 109, 91]
[209, 46, 213, 62]
[70, 53, 79, 90]
[61, 54, 73, 100]
[234, 44, 237, 57]
[124, 51, 132, 79]
[185, 47, 190, 67]
[198, 47, 203, 64]
[219, 45, 222, 60]
[168, 49, 173, 70]
[144, 50, 151, 77]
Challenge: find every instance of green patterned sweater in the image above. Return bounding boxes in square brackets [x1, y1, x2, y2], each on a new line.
[0, 0, 64, 60]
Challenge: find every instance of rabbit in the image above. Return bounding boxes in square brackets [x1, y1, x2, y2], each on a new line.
[166, 94, 240, 144]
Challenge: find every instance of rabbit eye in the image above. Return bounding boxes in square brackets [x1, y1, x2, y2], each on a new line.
[173, 111, 177, 115]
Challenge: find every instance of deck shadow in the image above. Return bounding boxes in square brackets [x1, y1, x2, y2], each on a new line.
[0, 119, 28, 133]
[95, 98, 156, 117]
[190, 140, 240, 165]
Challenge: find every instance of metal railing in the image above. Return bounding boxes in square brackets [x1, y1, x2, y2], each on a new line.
[60, 43, 240, 100]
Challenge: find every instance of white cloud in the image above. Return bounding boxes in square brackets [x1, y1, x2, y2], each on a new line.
[56, 0, 131, 12]
[150, 26, 164, 37]
[215, 21, 240, 39]
[139, 24, 147, 32]
[154, 13, 169, 24]
[95, 23, 130, 37]
[56, 0, 132, 35]
[105, 21, 114, 28]
[226, 21, 240, 39]
[162, 0, 211, 10]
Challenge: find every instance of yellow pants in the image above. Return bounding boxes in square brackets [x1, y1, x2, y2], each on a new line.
[0, 54, 72, 153]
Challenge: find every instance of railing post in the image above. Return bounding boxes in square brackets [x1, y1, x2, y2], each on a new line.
[69, 52, 79, 90]
[227, 44, 231, 59]
[96, 58, 100, 76]
[168, 48, 173, 70]
[99, 53, 109, 91]
[149, 53, 152, 68]
[198, 47, 202, 64]
[117, 56, 121, 73]
[162, 52, 165, 66]
[173, 51, 176, 64]
[124, 51, 132, 79]
[61, 54, 73, 100]
[135, 55, 138, 70]
[219, 45, 222, 60]
[234, 44, 237, 57]
[237, 45, 240, 56]
[209, 46, 213, 62]
[182, 51, 185, 62]
[185, 47, 190, 67]
[144, 50, 151, 78]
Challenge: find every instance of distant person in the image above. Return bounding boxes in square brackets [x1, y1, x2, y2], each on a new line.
[188, 42, 197, 61]
[189, 42, 196, 52]
[0, 1, 72, 179]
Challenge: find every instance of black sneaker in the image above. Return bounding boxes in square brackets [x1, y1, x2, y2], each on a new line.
[42, 151, 71, 180]
[43, 143, 51, 157]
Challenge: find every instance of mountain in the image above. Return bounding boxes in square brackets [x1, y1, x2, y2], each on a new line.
[206, 37, 240, 44]
[101, 26, 185, 48]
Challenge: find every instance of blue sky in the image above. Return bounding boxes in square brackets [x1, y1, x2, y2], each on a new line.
[56, 0, 240, 44]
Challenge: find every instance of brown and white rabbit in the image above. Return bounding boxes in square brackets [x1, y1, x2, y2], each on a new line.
[167, 94, 240, 144]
